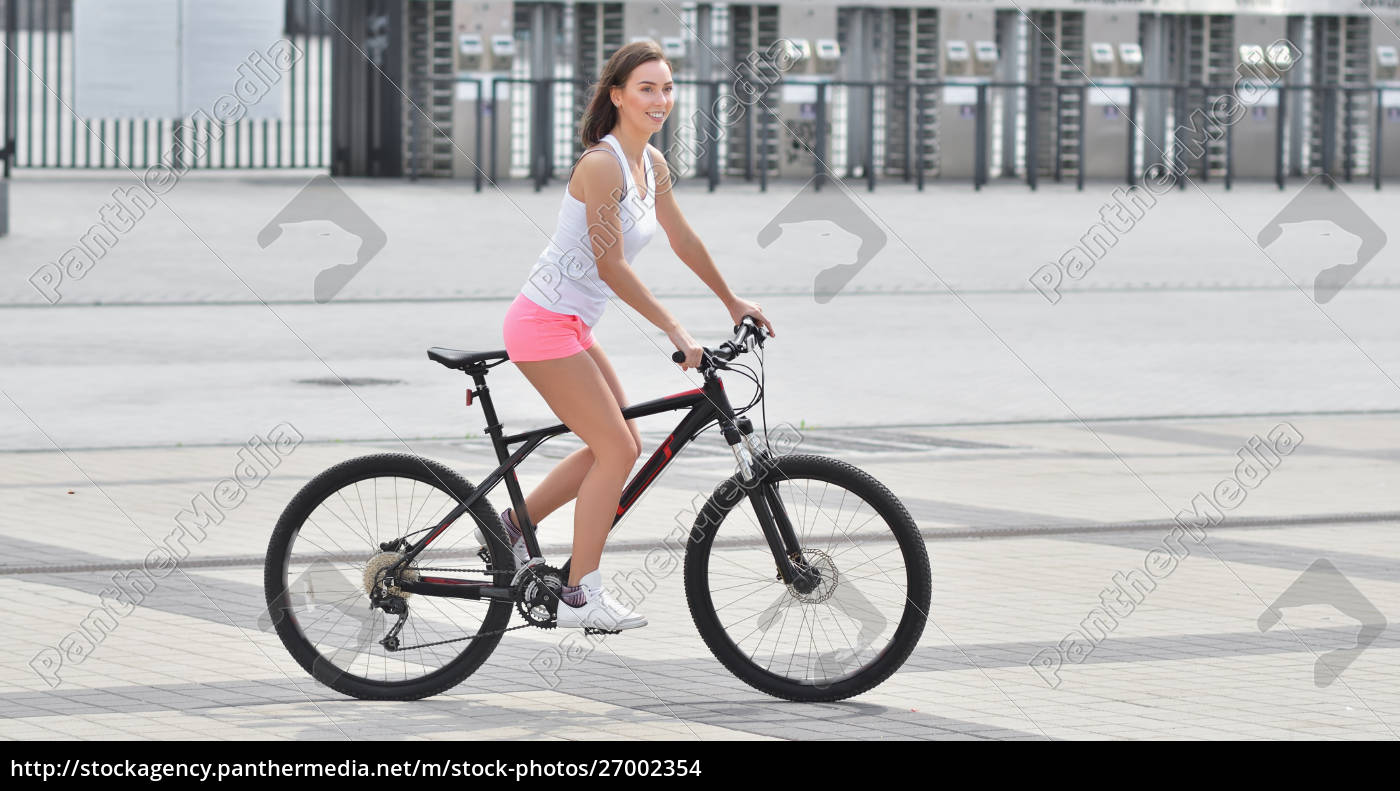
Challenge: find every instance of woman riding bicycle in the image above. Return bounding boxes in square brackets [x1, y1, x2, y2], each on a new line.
[496, 41, 776, 630]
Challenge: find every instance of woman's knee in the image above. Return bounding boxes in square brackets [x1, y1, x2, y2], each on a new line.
[591, 433, 640, 473]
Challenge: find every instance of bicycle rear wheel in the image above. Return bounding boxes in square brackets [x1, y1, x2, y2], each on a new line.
[263, 453, 513, 700]
[684, 454, 930, 702]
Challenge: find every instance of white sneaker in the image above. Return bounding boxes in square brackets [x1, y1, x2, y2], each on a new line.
[475, 510, 530, 569]
[554, 570, 648, 631]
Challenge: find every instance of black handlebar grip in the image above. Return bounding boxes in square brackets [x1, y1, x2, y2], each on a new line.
[672, 351, 685, 363]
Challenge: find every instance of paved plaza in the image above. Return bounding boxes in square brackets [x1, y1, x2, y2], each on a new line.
[1, 173, 1398, 740]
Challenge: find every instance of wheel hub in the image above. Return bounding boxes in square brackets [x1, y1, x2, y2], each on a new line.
[787, 550, 838, 603]
[362, 551, 420, 598]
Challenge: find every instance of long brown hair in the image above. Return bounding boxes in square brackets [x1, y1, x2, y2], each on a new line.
[579, 40, 671, 148]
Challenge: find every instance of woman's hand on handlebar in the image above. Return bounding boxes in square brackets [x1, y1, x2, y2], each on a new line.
[667, 325, 704, 371]
[725, 297, 775, 339]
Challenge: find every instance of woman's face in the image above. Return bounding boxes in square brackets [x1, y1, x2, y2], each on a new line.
[611, 59, 674, 136]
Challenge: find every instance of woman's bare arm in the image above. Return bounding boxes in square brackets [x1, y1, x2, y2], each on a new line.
[575, 150, 704, 368]
[649, 146, 776, 337]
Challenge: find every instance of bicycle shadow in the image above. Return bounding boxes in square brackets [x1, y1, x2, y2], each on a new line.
[197, 642, 1042, 740]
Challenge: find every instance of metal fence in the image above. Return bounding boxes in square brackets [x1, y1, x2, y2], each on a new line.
[7, 4, 1394, 193]
[412, 76, 1399, 192]
[0, 0, 332, 172]
[2, 0, 16, 180]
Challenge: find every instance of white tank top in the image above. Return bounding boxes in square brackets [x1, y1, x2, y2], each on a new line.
[519, 133, 658, 327]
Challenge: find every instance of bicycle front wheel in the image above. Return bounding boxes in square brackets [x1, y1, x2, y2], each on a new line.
[263, 453, 514, 700]
[684, 454, 931, 702]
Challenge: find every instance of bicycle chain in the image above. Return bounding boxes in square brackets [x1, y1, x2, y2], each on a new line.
[385, 617, 533, 651]
[378, 564, 542, 651]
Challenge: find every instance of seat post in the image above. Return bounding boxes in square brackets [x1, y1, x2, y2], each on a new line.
[466, 365, 537, 546]
[467, 367, 510, 464]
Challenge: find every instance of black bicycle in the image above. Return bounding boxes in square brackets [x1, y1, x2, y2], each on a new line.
[264, 317, 930, 702]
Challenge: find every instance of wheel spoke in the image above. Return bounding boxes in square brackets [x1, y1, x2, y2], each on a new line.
[699, 460, 926, 692]
[269, 461, 511, 695]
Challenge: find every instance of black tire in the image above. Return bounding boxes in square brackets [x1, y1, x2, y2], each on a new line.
[263, 453, 514, 700]
[684, 454, 931, 702]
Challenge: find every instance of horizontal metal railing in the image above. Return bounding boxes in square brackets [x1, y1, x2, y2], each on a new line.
[0, 0, 332, 172]
[402, 76, 1397, 192]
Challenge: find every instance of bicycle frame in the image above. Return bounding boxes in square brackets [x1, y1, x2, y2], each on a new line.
[391, 359, 810, 604]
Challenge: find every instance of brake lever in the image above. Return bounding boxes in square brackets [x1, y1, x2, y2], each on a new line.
[732, 315, 768, 351]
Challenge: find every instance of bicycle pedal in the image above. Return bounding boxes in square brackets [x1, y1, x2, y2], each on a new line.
[583, 627, 621, 636]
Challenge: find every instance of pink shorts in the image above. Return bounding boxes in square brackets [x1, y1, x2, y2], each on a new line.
[501, 293, 595, 362]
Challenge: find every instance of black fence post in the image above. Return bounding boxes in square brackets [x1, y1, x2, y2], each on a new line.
[474, 78, 483, 192]
[743, 81, 754, 182]
[1322, 86, 1336, 182]
[1076, 85, 1086, 192]
[1343, 87, 1353, 183]
[1275, 87, 1286, 190]
[1195, 88, 1210, 185]
[1375, 87, 1383, 192]
[1127, 85, 1138, 187]
[708, 81, 719, 193]
[815, 82, 827, 192]
[975, 83, 987, 190]
[0, 0, 13, 236]
[532, 78, 545, 192]
[758, 101, 768, 193]
[904, 83, 914, 183]
[661, 106, 673, 167]
[3, 0, 14, 181]
[1027, 84, 1038, 191]
[408, 82, 420, 182]
[490, 78, 499, 186]
[1174, 86, 1186, 190]
[1225, 94, 1234, 191]
[866, 84, 875, 192]
[915, 84, 925, 192]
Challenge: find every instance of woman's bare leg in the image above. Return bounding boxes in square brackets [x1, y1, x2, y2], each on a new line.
[514, 447, 594, 528]
[515, 342, 642, 528]
[514, 346, 640, 585]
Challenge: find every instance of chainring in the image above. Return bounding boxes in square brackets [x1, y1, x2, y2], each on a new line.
[513, 563, 565, 628]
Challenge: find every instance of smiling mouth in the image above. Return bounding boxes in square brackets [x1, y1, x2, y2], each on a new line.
[647, 111, 667, 122]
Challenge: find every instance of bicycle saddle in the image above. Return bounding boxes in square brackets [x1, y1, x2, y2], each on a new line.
[426, 347, 510, 370]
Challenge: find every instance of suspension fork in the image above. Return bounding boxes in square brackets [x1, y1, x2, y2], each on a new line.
[731, 427, 811, 589]
[748, 479, 810, 585]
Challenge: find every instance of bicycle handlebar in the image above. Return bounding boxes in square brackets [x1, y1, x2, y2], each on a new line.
[671, 315, 769, 368]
